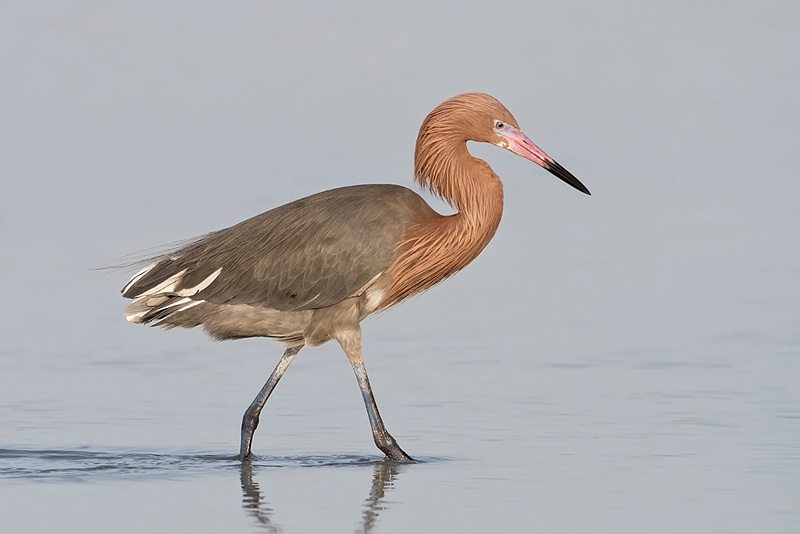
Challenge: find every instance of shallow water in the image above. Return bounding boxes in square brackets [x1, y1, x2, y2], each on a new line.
[2, 1, 800, 533]
[2, 323, 798, 532]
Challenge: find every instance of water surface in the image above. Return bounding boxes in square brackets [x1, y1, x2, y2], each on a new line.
[2, 1, 799, 533]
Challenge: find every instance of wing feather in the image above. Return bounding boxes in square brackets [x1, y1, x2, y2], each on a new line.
[122, 184, 436, 312]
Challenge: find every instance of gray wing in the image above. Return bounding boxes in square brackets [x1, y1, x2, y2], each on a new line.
[122, 184, 434, 311]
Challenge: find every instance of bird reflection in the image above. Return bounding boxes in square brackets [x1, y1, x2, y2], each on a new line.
[358, 460, 400, 534]
[240, 459, 402, 533]
[240, 461, 282, 533]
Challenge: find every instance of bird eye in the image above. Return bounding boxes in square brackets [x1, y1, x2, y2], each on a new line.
[494, 120, 505, 130]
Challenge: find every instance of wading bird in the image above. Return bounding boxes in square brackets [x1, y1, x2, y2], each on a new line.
[122, 93, 590, 462]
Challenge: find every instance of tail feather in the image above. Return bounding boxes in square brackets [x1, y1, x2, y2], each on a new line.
[124, 294, 209, 328]
[122, 258, 223, 329]
[121, 258, 183, 298]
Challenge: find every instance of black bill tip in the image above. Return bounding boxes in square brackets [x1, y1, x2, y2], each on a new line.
[546, 160, 591, 195]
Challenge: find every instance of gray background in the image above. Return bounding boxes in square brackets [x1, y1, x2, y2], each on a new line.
[1, 2, 798, 533]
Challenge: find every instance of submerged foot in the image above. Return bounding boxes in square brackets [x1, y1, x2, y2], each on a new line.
[240, 413, 260, 461]
[376, 432, 414, 462]
[384, 449, 415, 462]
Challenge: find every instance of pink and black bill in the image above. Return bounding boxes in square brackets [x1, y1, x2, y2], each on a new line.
[495, 123, 591, 195]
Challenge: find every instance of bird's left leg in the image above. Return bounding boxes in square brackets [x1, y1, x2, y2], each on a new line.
[240, 344, 303, 461]
[336, 327, 414, 462]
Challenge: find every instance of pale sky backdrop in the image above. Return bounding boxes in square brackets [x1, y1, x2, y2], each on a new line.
[2, 2, 797, 357]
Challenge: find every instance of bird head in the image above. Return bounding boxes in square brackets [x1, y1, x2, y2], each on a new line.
[417, 93, 591, 196]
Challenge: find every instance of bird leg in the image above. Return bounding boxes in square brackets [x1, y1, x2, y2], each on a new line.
[240, 345, 303, 461]
[336, 329, 414, 462]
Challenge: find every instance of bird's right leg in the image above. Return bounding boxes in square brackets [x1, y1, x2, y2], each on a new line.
[240, 345, 303, 461]
[336, 327, 414, 462]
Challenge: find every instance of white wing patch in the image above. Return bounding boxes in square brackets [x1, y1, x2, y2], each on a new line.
[122, 261, 158, 295]
[123, 267, 222, 324]
[134, 269, 188, 298]
[149, 299, 203, 326]
[125, 308, 149, 323]
[176, 268, 222, 297]
[355, 272, 386, 314]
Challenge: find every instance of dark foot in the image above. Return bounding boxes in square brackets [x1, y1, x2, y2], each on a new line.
[384, 448, 414, 462]
[375, 432, 414, 462]
[240, 411, 260, 461]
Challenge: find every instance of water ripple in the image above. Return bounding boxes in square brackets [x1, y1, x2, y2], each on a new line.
[0, 447, 446, 482]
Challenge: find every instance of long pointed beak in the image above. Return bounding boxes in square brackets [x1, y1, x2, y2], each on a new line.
[497, 126, 591, 195]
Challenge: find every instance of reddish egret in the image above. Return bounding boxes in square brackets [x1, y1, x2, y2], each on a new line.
[122, 93, 590, 461]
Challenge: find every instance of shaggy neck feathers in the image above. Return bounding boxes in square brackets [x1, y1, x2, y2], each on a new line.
[381, 94, 507, 307]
